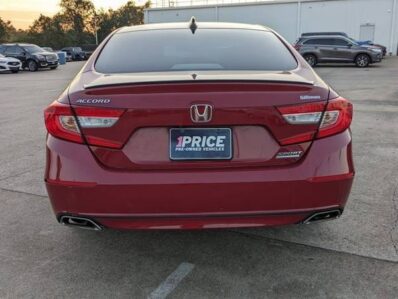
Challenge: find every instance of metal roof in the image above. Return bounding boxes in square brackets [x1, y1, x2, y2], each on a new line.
[147, 0, 345, 10]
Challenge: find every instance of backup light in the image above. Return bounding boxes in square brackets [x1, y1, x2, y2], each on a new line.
[59, 115, 80, 133]
[77, 116, 119, 128]
[282, 112, 322, 124]
[320, 111, 339, 128]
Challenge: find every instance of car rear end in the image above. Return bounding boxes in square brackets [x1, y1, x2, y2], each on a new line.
[44, 22, 354, 230]
[293, 37, 319, 59]
[293, 37, 305, 51]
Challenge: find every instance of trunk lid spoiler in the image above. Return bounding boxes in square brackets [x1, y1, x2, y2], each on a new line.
[84, 71, 314, 89]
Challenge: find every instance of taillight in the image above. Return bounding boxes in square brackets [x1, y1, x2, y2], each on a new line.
[277, 97, 353, 145]
[293, 44, 301, 51]
[44, 101, 125, 148]
[44, 102, 83, 144]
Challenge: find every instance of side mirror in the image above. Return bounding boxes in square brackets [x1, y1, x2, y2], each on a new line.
[347, 44, 353, 48]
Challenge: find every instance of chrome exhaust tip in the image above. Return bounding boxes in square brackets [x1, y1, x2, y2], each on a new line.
[303, 209, 342, 224]
[59, 215, 102, 231]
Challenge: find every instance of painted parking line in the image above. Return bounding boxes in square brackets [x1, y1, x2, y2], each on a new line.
[148, 262, 195, 299]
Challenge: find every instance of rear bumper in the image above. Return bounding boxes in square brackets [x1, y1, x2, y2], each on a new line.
[45, 130, 354, 230]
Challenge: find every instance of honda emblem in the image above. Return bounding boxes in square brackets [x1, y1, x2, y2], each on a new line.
[190, 104, 213, 123]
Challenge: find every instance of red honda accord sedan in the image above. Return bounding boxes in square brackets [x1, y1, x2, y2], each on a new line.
[44, 20, 354, 230]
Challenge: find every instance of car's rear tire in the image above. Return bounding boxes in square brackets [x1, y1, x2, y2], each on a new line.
[28, 60, 38, 72]
[355, 54, 370, 67]
[304, 54, 317, 67]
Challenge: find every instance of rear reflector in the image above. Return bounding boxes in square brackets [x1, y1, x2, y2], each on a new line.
[44, 101, 125, 148]
[277, 97, 353, 145]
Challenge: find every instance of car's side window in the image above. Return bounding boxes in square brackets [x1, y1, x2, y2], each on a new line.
[5, 46, 24, 55]
[304, 39, 332, 46]
[334, 39, 350, 46]
[15, 47, 24, 55]
[304, 39, 314, 45]
[4, 46, 15, 55]
[321, 39, 336, 46]
[304, 39, 322, 45]
[0, 45, 5, 54]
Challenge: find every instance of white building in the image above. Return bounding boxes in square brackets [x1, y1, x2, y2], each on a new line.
[145, 0, 398, 55]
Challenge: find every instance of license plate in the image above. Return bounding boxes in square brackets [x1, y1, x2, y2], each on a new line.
[169, 128, 232, 161]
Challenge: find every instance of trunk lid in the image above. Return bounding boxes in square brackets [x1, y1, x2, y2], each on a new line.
[67, 72, 329, 170]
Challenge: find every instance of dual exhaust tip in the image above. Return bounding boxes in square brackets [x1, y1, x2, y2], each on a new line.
[59, 215, 102, 231]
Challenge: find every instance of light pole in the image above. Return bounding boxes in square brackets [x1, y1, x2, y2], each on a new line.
[93, 15, 98, 45]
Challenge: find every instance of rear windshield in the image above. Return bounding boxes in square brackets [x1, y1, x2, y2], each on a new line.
[95, 29, 297, 73]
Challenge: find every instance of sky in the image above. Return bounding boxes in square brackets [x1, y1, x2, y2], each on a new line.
[0, 0, 148, 29]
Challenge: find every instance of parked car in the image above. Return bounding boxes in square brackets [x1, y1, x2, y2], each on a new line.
[0, 53, 22, 73]
[302, 32, 348, 37]
[65, 52, 73, 62]
[80, 44, 97, 59]
[44, 20, 354, 230]
[60, 47, 86, 61]
[56, 49, 72, 62]
[0, 43, 58, 71]
[294, 35, 382, 67]
[300, 32, 387, 56]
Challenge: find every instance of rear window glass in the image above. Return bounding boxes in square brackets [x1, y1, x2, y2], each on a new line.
[95, 29, 297, 73]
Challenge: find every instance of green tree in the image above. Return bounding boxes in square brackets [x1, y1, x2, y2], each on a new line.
[27, 14, 68, 48]
[113, 1, 150, 28]
[96, 1, 150, 43]
[59, 0, 96, 45]
[0, 17, 16, 43]
[3, 1, 151, 48]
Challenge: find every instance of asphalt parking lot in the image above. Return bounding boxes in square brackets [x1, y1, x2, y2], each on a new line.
[0, 60, 397, 298]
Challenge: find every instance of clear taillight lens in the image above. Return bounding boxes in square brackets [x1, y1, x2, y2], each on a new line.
[59, 115, 80, 133]
[282, 112, 322, 125]
[77, 116, 119, 128]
